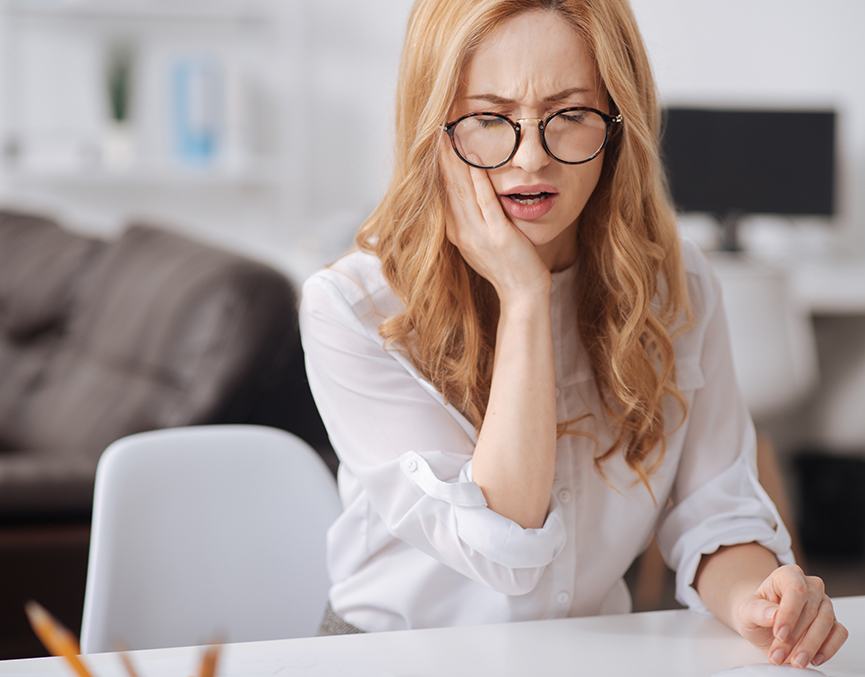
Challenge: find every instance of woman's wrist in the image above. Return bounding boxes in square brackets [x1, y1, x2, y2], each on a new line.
[695, 542, 780, 631]
[498, 286, 551, 318]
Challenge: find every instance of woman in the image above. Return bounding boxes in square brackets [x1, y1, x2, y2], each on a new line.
[298, 0, 848, 668]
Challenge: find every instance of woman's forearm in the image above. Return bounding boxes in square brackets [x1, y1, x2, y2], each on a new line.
[470, 290, 556, 530]
[694, 542, 781, 629]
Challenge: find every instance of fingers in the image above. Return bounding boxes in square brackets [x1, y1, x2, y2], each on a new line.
[738, 597, 779, 632]
[765, 566, 846, 668]
[439, 134, 466, 209]
[465, 153, 510, 232]
[439, 134, 483, 245]
[770, 565, 810, 648]
[783, 596, 838, 668]
[812, 620, 849, 666]
[785, 576, 826, 648]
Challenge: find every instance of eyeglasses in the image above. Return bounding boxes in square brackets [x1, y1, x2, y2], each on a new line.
[441, 106, 623, 170]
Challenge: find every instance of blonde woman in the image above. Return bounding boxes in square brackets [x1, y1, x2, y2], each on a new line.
[298, 0, 848, 668]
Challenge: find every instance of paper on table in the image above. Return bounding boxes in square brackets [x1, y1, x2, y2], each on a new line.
[712, 664, 826, 676]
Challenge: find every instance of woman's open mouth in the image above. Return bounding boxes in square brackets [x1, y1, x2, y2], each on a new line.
[500, 191, 557, 221]
[505, 192, 554, 205]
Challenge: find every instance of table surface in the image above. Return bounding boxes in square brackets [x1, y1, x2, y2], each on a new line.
[2, 596, 863, 677]
[790, 259, 865, 315]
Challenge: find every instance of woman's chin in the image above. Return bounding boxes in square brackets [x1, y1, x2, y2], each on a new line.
[513, 220, 566, 246]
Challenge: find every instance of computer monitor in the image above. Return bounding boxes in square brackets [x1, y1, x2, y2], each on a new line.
[660, 106, 837, 251]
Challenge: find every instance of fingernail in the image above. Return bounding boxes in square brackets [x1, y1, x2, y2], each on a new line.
[793, 652, 809, 668]
[776, 625, 789, 641]
[771, 649, 786, 664]
[813, 653, 825, 665]
[765, 605, 778, 621]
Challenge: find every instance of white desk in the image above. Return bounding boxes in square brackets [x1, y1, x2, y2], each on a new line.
[2, 596, 863, 677]
[791, 258, 865, 316]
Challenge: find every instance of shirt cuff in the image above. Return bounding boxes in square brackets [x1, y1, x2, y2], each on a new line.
[659, 454, 796, 615]
[400, 451, 567, 569]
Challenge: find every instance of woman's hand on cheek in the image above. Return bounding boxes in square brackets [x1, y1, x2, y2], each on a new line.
[438, 135, 550, 302]
[733, 564, 848, 668]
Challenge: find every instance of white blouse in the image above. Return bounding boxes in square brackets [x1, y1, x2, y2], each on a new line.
[297, 236, 795, 632]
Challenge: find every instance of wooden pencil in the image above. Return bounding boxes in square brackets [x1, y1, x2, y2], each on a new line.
[198, 641, 221, 677]
[24, 601, 93, 677]
[115, 645, 141, 677]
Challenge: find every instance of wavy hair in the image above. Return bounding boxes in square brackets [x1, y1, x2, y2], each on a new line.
[350, 0, 694, 504]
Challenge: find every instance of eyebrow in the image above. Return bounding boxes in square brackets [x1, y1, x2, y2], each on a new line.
[464, 87, 592, 105]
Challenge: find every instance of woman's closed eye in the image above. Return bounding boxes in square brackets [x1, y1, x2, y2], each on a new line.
[476, 116, 510, 128]
[559, 111, 588, 124]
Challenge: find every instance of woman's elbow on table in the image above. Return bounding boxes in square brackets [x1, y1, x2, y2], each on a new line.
[361, 450, 567, 596]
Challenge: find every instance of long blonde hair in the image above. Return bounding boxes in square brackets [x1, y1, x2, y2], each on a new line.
[351, 0, 693, 504]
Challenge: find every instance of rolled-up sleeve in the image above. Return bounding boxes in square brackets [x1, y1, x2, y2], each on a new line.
[298, 273, 566, 596]
[655, 244, 795, 615]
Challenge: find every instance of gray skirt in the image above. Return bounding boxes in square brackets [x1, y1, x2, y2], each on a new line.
[317, 600, 365, 635]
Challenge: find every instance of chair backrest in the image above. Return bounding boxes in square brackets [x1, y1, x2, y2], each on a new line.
[80, 425, 342, 653]
[709, 252, 818, 420]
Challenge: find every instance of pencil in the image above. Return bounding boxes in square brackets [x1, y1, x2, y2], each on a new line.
[24, 601, 93, 677]
[198, 642, 221, 677]
[114, 642, 141, 677]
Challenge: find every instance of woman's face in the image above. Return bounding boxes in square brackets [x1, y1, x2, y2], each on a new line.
[448, 10, 610, 270]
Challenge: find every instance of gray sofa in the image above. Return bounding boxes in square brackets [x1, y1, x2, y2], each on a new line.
[0, 209, 334, 658]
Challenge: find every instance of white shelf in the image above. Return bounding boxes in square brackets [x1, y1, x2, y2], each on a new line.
[0, 0, 270, 25]
[790, 258, 865, 315]
[1, 161, 282, 188]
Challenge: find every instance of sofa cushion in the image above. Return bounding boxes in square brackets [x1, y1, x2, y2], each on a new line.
[0, 210, 105, 341]
[0, 447, 97, 518]
[2, 221, 298, 456]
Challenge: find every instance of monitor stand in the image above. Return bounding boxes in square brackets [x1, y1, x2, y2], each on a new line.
[716, 210, 745, 253]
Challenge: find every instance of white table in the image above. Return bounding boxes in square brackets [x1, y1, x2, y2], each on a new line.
[2, 596, 863, 677]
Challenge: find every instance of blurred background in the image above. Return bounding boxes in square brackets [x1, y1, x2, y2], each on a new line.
[0, 0, 863, 660]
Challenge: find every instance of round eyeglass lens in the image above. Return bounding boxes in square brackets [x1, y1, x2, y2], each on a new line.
[451, 114, 516, 167]
[544, 109, 607, 163]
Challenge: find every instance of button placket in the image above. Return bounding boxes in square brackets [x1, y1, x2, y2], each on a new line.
[553, 443, 580, 617]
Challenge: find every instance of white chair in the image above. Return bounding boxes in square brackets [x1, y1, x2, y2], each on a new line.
[80, 425, 342, 653]
[708, 252, 819, 421]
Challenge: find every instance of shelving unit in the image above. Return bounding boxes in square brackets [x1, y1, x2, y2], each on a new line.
[1, 0, 271, 24]
[0, 0, 288, 184]
[0, 0, 312, 281]
[2, 162, 283, 188]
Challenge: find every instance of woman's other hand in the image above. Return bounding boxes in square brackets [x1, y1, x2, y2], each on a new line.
[438, 134, 551, 303]
[733, 563, 848, 668]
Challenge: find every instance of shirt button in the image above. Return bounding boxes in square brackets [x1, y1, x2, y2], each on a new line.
[406, 458, 418, 473]
[557, 591, 570, 606]
[557, 488, 571, 503]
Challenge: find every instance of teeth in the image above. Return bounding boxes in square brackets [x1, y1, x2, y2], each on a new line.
[511, 194, 548, 205]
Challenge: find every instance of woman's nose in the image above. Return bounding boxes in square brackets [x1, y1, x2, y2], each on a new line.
[511, 118, 551, 172]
